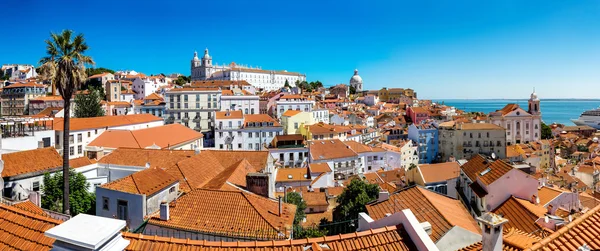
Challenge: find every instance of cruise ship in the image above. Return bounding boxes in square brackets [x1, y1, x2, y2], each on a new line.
[571, 107, 600, 129]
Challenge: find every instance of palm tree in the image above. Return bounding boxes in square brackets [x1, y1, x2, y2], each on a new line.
[38, 30, 94, 215]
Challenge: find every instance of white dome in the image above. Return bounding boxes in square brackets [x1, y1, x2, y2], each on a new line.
[193, 51, 199, 61]
[202, 48, 211, 59]
[350, 69, 363, 85]
[530, 92, 539, 101]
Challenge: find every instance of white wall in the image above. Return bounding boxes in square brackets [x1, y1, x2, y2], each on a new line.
[95, 187, 146, 229]
[1, 130, 55, 153]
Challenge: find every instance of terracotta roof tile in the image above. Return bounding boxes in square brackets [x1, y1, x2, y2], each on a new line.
[461, 154, 514, 185]
[88, 124, 203, 149]
[201, 159, 257, 190]
[101, 168, 178, 196]
[309, 139, 358, 161]
[244, 114, 281, 126]
[123, 224, 411, 250]
[537, 186, 563, 206]
[53, 114, 162, 131]
[302, 191, 329, 207]
[418, 162, 461, 183]
[69, 156, 97, 169]
[276, 168, 309, 182]
[1, 147, 62, 177]
[0, 203, 62, 251]
[524, 204, 600, 251]
[366, 186, 480, 242]
[147, 189, 296, 239]
[492, 197, 547, 236]
[459, 227, 541, 251]
[12, 201, 48, 217]
[98, 148, 196, 169]
[309, 163, 332, 173]
[282, 110, 302, 117]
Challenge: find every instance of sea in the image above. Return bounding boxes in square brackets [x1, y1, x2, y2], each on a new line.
[434, 99, 600, 126]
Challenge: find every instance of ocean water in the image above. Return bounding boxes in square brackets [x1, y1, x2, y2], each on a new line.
[435, 99, 600, 126]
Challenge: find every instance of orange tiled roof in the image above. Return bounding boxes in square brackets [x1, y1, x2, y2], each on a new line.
[69, 156, 97, 169]
[492, 197, 547, 236]
[309, 139, 358, 160]
[418, 162, 461, 184]
[147, 189, 296, 240]
[4, 82, 45, 89]
[537, 186, 563, 206]
[302, 191, 329, 207]
[366, 186, 480, 242]
[13, 201, 48, 217]
[461, 154, 515, 185]
[282, 109, 302, 117]
[244, 114, 281, 126]
[459, 227, 542, 251]
[88, 124, 203, 149]
[201, 159, 257, 190]
[496, 103, 524, 116]
[215, 110, 243, 119]
[53, 114, 162, 131]
[123, 225, 411, 250]
[343, 141, 385, 153]
[1, 147, 62, 177]
[101, 168, 178, 195]
[143, 93, 162, 100]
[98, 148, 196, 169]
[276, 168, 309, 182]
[31, 95, 63, 101]
[309, 163, 332, 173]
[523, 204, 600, 250]
[0, 203, 62, 250]
[88, 72, 111, 78]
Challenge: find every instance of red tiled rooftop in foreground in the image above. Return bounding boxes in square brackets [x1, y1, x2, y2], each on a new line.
[123, 225, 412, 251]
[0, 203, 63, 250]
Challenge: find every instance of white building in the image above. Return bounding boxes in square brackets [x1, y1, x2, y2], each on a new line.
[268, 134, 308, 168]
[54, 114, 164, 159]
[275, 95, 315, 119]
[312, 108, 330, 124]
[190, 49, 306, 91]
[349, 69, 363, 92]
[488, 91, 541, 145]
[214, 111, 283, 150]
[1, 64, 37, 80]
[220, 89, 259, 115]
[131, 77, 162, 100]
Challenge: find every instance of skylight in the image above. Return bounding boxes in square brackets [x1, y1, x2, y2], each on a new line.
[479, 167, 492, 176]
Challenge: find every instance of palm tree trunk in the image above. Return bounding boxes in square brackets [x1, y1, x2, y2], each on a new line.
[62, 100, 71, 215]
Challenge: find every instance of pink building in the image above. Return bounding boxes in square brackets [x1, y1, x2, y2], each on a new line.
[407, 106, 430, 124]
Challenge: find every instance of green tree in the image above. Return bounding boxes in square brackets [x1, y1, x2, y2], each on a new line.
[284, 79, 291, 88]
[541, 122, 553, 139]
[310, 80, 323, 90]
[41, 169, 96, 216]
[75, 88, 105, 118]
[85, 67, 115, 76]
[286, 192, 306, 225]
[174, 75, 190, 86]
[349, 85, 356, 95]
[0, 71, 10, 80]
[38, 30, 95, 215]
[333, 179, 379, 222]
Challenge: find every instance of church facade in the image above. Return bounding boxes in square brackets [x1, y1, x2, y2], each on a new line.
[488, 91, 542, 145]
[190, 49, 306, 91]
[349, 69, 363, 93]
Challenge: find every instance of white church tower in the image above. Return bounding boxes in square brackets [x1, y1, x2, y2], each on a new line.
[528, 88, 541, 116]
[349, 69, 363, 92]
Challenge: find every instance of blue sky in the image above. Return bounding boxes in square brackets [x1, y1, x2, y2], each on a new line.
[2, 0, 599, 99]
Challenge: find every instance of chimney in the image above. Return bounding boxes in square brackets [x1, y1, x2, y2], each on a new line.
[378, 190, 390, 202]
[160, 201, 170, 221]
[45, 214, 130, 251]
[477, 212, 508, 251]
[278, 196, 283, 217]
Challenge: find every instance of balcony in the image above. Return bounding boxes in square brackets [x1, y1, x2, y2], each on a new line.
[193, 117, 201, 123]
[182, 117, 190, 122]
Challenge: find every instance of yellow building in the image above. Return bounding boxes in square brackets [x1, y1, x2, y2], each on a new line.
[281, 110, 313, 135]
[300, 123, 349, 141]
[377, 87, 416, 102]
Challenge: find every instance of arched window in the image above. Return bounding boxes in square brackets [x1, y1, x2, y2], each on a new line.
[245, 108, 248, 114]
[251, 108, 255, 114]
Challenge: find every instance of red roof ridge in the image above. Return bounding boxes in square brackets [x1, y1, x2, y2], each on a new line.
[0, 203, 62, 225]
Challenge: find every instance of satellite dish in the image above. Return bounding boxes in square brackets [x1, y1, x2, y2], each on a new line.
[569, 215, 573, 222]
[544, 216, 549, 223]
[491, 153, 497, 160]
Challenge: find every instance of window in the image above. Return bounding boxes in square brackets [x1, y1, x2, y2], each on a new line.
[77, 133, 82, 142]
[220, 144, 224, 149]
[69, 146, 74, 156]
[255, 132, 259, 138]
[78, 145, 82, 154]
[255, 143, 259, 150]
[238, 143, 242, 149]
[95, 129, 98, 135]
[87, 132, 91, 137]
[102, 197, 109, 210]
[249, 132, 253, 138]
[294, 122, 299, 129]
[238, 131, 242, 137]
[32, 181, 40, 192]
[169, 187, 176, 193]
[117, 200, 128, 221]
[69, 135, 74, 144]
[249, 143, 253, 149]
